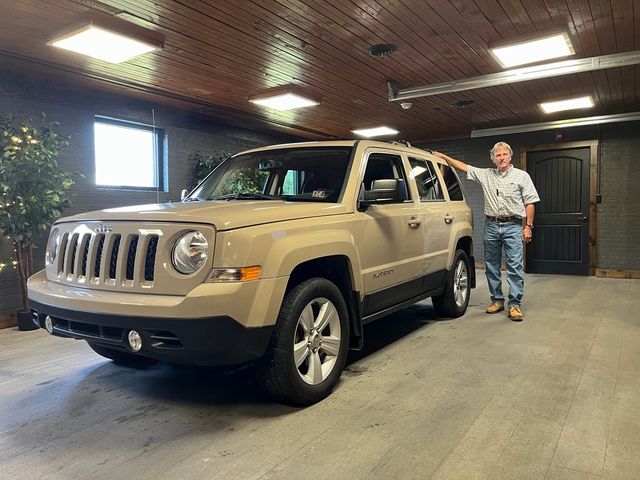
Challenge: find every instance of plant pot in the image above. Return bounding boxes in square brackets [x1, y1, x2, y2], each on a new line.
[17, 310, 38, 331]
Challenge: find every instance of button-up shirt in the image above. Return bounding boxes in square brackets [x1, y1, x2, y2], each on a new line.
[467, 165, 540, 218]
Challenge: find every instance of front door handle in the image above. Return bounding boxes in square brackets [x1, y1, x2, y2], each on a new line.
[408, 217, 422, 229]
[444, 214, 454, 225]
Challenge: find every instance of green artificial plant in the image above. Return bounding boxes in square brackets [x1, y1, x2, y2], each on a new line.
[0, 114, 76, 312]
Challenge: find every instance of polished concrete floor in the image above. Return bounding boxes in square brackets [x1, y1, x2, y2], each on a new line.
[1, 274, 639, 480]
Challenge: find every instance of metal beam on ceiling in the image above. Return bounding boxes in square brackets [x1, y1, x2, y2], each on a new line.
[470, 111, 640, 137]
[389, 51, 640, 101]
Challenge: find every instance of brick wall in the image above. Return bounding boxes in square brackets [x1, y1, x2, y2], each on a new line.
[0, 72, 301, 314]
[597, 124, 640, 269]
[419, 122, 640, 270]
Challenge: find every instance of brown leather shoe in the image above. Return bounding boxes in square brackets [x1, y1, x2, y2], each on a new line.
[486, 302, 505, 314]
[508, 306, 524, 322]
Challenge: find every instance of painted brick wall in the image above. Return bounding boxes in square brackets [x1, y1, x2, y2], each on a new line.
[0, 73, 301, 314]
[419, 122, 640, 270]
[597, 124, 640, 270]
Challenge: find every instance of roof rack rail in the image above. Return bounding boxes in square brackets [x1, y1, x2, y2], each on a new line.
[391, 140, 412, 147]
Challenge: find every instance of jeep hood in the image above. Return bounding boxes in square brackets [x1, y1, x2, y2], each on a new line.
[57, 200, 351, 231]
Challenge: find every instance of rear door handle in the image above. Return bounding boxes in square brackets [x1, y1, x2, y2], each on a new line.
[408, 217, 422, 229]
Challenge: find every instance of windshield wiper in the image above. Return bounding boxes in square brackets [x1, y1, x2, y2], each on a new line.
[214, 193, 277, 201]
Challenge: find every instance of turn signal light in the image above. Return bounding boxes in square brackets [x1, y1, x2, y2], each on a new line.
[208, 266, 262, 282]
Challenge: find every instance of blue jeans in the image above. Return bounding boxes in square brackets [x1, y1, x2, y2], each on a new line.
[484, 220, 524, 307]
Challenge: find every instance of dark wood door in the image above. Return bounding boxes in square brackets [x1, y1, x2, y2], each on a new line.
[526, 147, 591, 275]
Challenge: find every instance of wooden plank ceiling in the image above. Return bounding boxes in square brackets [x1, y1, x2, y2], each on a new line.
[0, 0, 638, 141]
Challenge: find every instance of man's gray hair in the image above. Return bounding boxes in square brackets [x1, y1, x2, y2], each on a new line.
[490, 141, 513, 160]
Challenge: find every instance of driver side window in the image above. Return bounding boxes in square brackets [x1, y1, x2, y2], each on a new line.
[362, 153, 409, 203]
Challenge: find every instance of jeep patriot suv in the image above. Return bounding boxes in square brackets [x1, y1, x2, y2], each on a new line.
[28, 140, 475, 405]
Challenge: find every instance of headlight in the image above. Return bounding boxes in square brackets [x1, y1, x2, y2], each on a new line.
[46, 229, 60, 265]
[172, 231, 208, 274]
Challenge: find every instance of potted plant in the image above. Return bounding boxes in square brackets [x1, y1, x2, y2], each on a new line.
[0, 114, 77, 330]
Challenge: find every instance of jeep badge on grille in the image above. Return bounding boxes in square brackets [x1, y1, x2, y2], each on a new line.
[94, 224, 113, 233]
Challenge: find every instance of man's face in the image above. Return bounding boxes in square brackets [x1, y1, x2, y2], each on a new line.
[492, 146, 512, 172]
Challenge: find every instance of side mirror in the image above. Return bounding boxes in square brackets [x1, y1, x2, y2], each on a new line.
[180, 189, 189, 201]
[358, 179, 407, 211]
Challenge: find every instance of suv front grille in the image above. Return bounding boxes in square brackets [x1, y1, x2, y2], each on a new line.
[109, 234, 121, 279]
[47, 222, 215, 295]
[55, 230, 159, 285]
[94, 235, 105, 278]
[145, 235, 159, 281]
[126, 235, 139, 280]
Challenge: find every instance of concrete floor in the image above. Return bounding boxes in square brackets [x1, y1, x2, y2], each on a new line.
[1, 274, 639, 480]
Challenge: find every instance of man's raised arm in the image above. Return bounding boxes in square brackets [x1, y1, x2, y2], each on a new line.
[433, 151, 469, 173]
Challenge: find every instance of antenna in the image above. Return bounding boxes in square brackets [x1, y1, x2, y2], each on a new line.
[152, 108, 159, 204]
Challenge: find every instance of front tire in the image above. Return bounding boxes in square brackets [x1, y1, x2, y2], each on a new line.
[257, 278, 350, 406]
[87, 342, 158, 368]
[433, 249, 471, 317]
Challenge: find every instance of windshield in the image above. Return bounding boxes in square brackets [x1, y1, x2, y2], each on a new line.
[188, 146, 353, 203]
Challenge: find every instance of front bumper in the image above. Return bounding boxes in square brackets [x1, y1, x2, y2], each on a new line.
[27, 270, 288, 366]
[29, 300, 273, 366]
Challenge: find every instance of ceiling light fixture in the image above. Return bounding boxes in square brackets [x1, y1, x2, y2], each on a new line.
[248, 91, 319, 111]
[490, 32, 574, 68]
[351, 126, 399, 138]
[539, 96, 595, 113]
[48, 23, 161, 64]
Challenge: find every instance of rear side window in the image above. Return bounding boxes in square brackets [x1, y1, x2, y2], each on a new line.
[439, 163, 465, 201]
[409, 157, 445, 201]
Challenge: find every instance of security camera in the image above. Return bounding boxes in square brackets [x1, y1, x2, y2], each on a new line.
[400, 102, 412, 110]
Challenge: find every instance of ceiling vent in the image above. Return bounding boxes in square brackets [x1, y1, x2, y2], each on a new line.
[70, 0, 123, 15]
[454, 99, 474, 108]
[368, 44, 396, 58]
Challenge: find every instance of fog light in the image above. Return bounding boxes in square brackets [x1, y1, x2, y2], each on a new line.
[45, 315, 54, 334]
[128, 330, 142, 352]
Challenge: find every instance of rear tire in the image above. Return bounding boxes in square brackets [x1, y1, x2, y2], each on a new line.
[257, 278, 350, 406]
[87, 342, 158, 368]
[433, 249, 471, 317]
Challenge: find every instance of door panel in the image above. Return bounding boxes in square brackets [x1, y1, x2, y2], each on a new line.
[358, 150, 425, 297]
[358, 202, 424, 294]
[526, 147, 591, 275]
[408, 156, 452, 273]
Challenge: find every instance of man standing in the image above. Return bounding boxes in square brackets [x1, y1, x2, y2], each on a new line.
[434, 142, 540, 321]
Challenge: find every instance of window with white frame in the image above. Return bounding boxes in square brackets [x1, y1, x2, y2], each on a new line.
[93, 117, 164, 189]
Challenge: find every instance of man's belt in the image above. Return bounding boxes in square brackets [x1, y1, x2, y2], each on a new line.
[485, 215, 522, 223]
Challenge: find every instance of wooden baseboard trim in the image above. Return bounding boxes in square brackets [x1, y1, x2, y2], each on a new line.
[0, 313, 17, 330]
[477, 262, 639, 279]
[595, 269, 640, 279]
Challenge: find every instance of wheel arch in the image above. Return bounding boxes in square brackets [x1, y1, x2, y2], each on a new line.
[455, 235, 476, 289]
[286, 256, 363, 351]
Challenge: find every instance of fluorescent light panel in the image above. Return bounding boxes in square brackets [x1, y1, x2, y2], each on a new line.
[539, 96, 594, 113]
[249, 92, 319, 111]
[49, 25, 158, 63]
[491, 32, 574, 68]
[352, 126, 399, 138]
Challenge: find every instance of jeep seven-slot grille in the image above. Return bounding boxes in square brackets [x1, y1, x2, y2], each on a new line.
[56, 231, 159, 284]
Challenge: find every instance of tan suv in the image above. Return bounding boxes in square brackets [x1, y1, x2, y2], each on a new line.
[28, 140, 475, 405]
